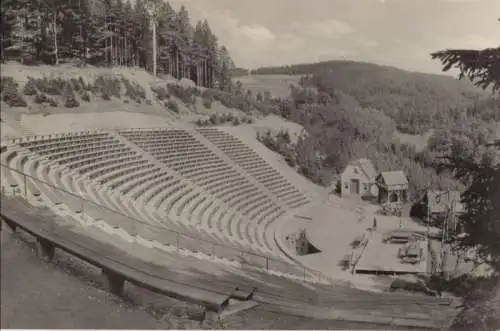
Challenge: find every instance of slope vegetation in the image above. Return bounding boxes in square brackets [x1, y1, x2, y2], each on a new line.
[247, 60, 497, 135]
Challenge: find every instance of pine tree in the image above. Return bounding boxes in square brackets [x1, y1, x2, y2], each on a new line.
[0, 0, 236, 85]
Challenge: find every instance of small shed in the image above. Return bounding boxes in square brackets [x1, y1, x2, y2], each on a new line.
[377, 171, 409, 204]
[425, 190, 464, 216]
[340, 158, 378, 198]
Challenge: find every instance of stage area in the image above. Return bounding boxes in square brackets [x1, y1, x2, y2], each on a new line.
[293, 198, 369, 283]
[293, 197, 434, 283]
[354, 232, 429, 275]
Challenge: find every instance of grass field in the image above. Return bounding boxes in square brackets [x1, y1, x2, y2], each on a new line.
[393, 129, 434, 152]
[233, 75, 302, 99]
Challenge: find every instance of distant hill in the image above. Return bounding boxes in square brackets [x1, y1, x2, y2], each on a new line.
[229, 68, 250, 77]
[245, 60, 498, 134]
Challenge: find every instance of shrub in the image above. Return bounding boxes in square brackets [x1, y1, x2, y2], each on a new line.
[1, 78, 27, 107]
[232, 117, 241, 126]
[23, 79, 37, 96]
[48, 98, 58, 107]
[203, 97, 212, 109]
[145, 99, 152, 105]
[122, 78, 146, 100]
[65, 95, 79, 108]
[124, 99, 130, 104]
[0, 76, 18, 91]
[209, 113, 220, 125]
[101, 92, 111, 101]
[36, 77, 65, 95]
[79, 77, 92, 91]
[151, 86, 170, 100]
[93, 75, 121, 98]
[80, 91, 91, 102]
[167, 84, 196, 106]
[34, 93, 49, 104]
[166, 100, 179, 113]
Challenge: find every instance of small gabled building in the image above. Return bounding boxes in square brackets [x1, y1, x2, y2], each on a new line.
[377, 171, 409, 204]
[340, 158, 378, 198]
[424, 190, 464, 217]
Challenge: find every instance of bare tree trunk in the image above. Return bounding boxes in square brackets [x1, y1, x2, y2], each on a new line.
[53, 12, 59, 65]
[123, 34, 126, 66]
[110, 21, 114, 66]
[152, 18, 156, 76]
[175, 48, 179, 79]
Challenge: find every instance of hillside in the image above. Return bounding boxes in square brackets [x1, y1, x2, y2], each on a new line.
[0, 63, 307, 152]
[243, 60, 498, 135]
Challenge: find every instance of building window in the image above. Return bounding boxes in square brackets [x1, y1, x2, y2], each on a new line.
[344, 183, 348, 189]
[363, 184, 367, 191]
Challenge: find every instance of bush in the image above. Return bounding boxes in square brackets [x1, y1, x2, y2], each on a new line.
[79, 77, 92, 91]
[34, 93, 49, 104]
[93, 75, 121, 98]
[34, 77, 65, 95]
[101, 92, 111, 101]
[194, 119, 206, 127]
[80, 91, 91, 102]
[151, 86, 170, 100]
[145, 99, 152, 105]
[232, 117, 241, 126]
[64, 96, 79, 108]
[203, 97, 212, 109]
[124, 99, 130, 104]
[166, 100, 179, 113]
[1, 76, 18, 91]
[122, 78, 146, 100]
[23, 79, 37, 96]
[70, 78, 83, 93]
[167, 84, 196, 106]
[48, 98, 58, 107]
[1, 78, 27, 107]
[209, 113, 220, 125]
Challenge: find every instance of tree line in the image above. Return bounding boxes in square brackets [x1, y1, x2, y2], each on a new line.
[0, 0, 236, 89]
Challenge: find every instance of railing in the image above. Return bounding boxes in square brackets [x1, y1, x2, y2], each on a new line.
[0, 163, 324, 283]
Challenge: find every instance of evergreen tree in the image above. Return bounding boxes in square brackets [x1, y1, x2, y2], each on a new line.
[0, 0, 235, 87]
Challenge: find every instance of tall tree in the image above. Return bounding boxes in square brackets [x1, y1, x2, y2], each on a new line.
[432, 17, 500, 331]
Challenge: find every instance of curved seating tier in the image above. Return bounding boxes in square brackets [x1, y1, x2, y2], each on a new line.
[1, 130, 305, 278]
[119, 129, 287, 255]
[198, 128, 311, 209]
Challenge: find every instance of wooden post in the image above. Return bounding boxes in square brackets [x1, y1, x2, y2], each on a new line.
[23, 173, 27, 198]
[102, 269, 125, 296]
[36, 237, 56, 262]
[3, 219, 17, 232]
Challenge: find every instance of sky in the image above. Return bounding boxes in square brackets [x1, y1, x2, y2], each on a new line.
[167, 0, 500, 74]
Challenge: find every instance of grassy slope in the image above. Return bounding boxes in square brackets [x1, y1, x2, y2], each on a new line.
[234, 75, 302, 99]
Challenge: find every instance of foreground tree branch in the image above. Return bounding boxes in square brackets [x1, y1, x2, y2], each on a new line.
[431, 47, 500, 93]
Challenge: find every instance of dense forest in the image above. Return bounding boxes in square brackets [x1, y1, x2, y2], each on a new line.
[0, 0, 235, 89]
[250, 61, 499, 135]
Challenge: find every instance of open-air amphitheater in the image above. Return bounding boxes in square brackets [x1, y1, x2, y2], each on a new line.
[0, 110, 461, 329]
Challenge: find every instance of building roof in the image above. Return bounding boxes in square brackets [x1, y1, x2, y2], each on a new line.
[379, 171, 408, 187]
[343, 158, 378, 182]
[427, 190, 464, 214]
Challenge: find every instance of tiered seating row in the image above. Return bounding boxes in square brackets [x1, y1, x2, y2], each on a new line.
[120, 130, 284, 226]
[198, 128, 310, 208]
[119, 129, 286, 255]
